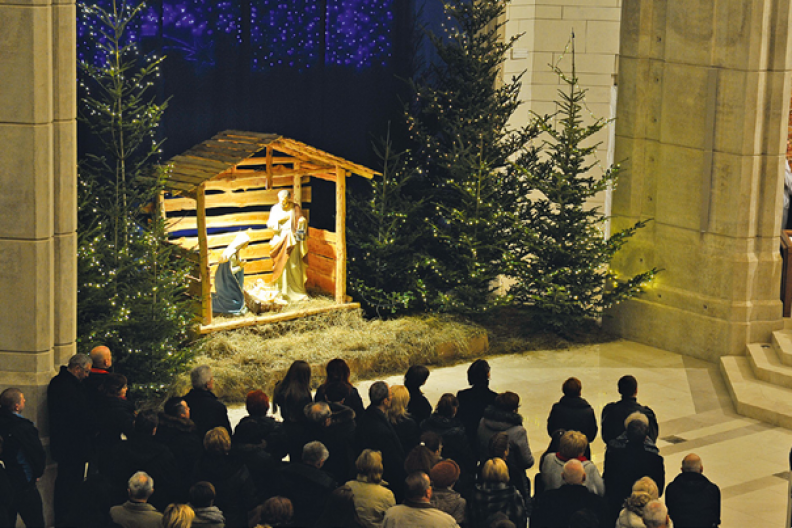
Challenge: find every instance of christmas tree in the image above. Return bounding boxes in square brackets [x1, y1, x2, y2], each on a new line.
[508, 41, 658, 335]
[348, 128, 427, 316]
[77, 0, 195, 396]
[406, 0, 538, 313]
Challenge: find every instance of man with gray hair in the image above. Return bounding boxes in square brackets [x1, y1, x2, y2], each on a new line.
[383, 471, 459, 527]
[304, 398, 357, 484]
[109, 471, 163, 528]
[665, 453, 721, 527]
[531, 459, 607, 527]
[48, 353, 96, 526]
[280, 440, 337, 526]
[183, 365, 230, 437]
[643, 500, 670, 528]
[603, 411, 665, 525]
[357, 381, 406, 500]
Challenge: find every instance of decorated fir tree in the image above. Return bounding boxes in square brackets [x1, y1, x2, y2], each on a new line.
[348, 129, 427, 316]
[77, 0, 195, 396]
[407, 0, 537, 312]
[508, 43, 658, 334]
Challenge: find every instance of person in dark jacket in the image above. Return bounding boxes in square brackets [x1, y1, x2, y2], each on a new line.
[305, 398, 357, 485]
[546, 377, 597, 455]
[272, 360, 313, 462]
[470, 458, 526, 528]
[83, 346, 114, 404]
[603, 412, 665, 525]
[420, 393, 476, 480]
[531, 459, 607, 528]
[314, 358, 365, 421]
[188, 481, 226, 528]
[94, 373, 136, 454]
[456, 359, 498, 457]
[157, 397, 204, 496]
[183, 365, 231, 438]
[192, 427, 259, 528]
[230, 419, 282, 501]
[665, 453, 721, 528]
[0, 435, 14, 528]
[103, 410, 182, 512]
[234, 390, 288, 460]
[0, 389, 46, 528]
[601, 375, 658, 445]
[387, 385, 421, 455]
[404, 365, 432, 426]
[279, 441, 337, 527]
[48, 353, 96, 527]
[478, 392, 534, 473]
[357, 381, 406, 501]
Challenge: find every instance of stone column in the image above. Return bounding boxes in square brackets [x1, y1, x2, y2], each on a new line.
[0, 0, 76, 512]
[606, 0, 792, 361]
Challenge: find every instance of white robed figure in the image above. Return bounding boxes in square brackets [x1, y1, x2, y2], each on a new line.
[267, 189, 309, 301]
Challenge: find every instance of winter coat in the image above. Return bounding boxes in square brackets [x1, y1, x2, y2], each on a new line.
[540, 453, 605, 496]
[48, 366, 96, 462]
[430, 487, 466, 526]
[469, 481, 526, 528]
[382, 501, 459, 528]
[531, 484, 607, 528]
[665, 471, 721, 528]
[183, 388, 231, 438]
[234, 414, 288, 460]
[601, 397, 658, 444]
[0, 409, 46, 486]
[315, 383, 365, 421]
[604, 434, 665, 525]
[191, 505, 226, 528]
[94, 395, 136, 453]
[456, 384, 497, 457]
[192, 453, 259, 528]
[477, 406, 534, 470]
[279, 462, 337, 528]
[546, 395, 598, 442]
[616, 508, 647, 528]
[420, 414, 476, 475]
[345, 476, 396, 528]
[230, 442, 282, 501]
[391, 415, 420, 455]
[109, 501, 162, 528]
[407, 389, 432, 426]
[305, 402, 357, 484]
[156, 412, 204, 493]
[357, 406, 406, 500]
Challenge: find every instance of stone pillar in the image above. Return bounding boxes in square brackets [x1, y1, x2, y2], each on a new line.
[605, 0, 792, 361]
[0, 0, 76, 516]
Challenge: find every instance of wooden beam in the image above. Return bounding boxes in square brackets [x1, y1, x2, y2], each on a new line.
[335, 167, 347, 303]
[196, 184, 212, 326]
[266, 145, 273, 189]
[293, 161, 302, 207]
[198, 302, 361, 334]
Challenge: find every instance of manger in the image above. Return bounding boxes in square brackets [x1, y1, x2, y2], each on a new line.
[160, 130, 379, 334]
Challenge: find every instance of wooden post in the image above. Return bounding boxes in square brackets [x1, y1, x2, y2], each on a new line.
[293, 161, 302, 207]
[196, 184, 212, 326]
[335, 167, 347, 303]
[265, 145, 273, 189]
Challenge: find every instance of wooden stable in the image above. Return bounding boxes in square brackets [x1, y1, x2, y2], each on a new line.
[160, 130, 378, 333]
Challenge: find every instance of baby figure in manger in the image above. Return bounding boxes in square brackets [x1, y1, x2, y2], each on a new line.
[266, 189, 309, 302]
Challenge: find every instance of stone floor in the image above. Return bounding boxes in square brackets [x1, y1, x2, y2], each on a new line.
[230, 339, 792, 527]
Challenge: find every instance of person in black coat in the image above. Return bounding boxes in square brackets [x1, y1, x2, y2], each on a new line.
[0, 435, 13, 528]
[386, 385, 421, 456]
[603, 412, 665, 525]
[531, 459, 607, 528]
[183, 365, 231, 438]
[234, 390, 288, 461]
[420, 393, 476, 479]
[314, 358, 365, 421]
[272, 360, 313, 463]
[94, 373, 136, 454]
[193, 427, 259, 528]
[102, 410, 182, 512]
[48, 354, 96, 527]
[547, 377, 598, 450]
[305, 389, 357, 485]
[404, 365, 432, 426]
[601, 375, 658, 444]
[356, 381, 406, 500]
[83, 346, 114, 405]
[156, 397, 204, 496]
[456, 359, 498, 459]
[665, 454, 721, 528]
[231, 419, 283, 501]
[279, 441, 337, 527]
[0, 389, 46, 528]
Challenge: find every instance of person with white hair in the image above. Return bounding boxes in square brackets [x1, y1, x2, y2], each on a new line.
[643, 500, 670, 528]
[603, 412, 665, 525]
[183, 365, 231, 438]
[110, 472, 163, 528]
[531, 459, 607, 527]
[665, 453, 721, 528]
[280, 440, 337, 527]
[267, 188, 309, 301]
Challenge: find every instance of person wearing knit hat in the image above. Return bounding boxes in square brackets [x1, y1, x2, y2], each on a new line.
[430, 460, 466, 526]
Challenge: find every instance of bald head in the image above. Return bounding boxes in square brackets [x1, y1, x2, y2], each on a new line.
[90, 346, 112, 369]
[561, 459, 586, 485]
[681, 453, 703, 473]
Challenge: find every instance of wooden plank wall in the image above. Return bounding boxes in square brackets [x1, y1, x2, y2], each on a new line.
[163, 171, 338, 298]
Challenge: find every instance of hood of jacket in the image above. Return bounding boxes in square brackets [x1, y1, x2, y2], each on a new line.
[481, 405, 523, 430]
[158, 412, 197, 434]
[422, 413, 465, 435]
[192, 506, 225, 523]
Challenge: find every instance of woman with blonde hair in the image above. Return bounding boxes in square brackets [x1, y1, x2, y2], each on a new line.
[386, 385, 420, 454]
[615, 477, 660, 528]
[470, 458, 527, 527]
[162, 503, 195, 528]
[345, 450, 396, 528]
[540, 430, 604, 495]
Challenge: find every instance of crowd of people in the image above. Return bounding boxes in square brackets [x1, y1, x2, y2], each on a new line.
[0, 348, 722, 528]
